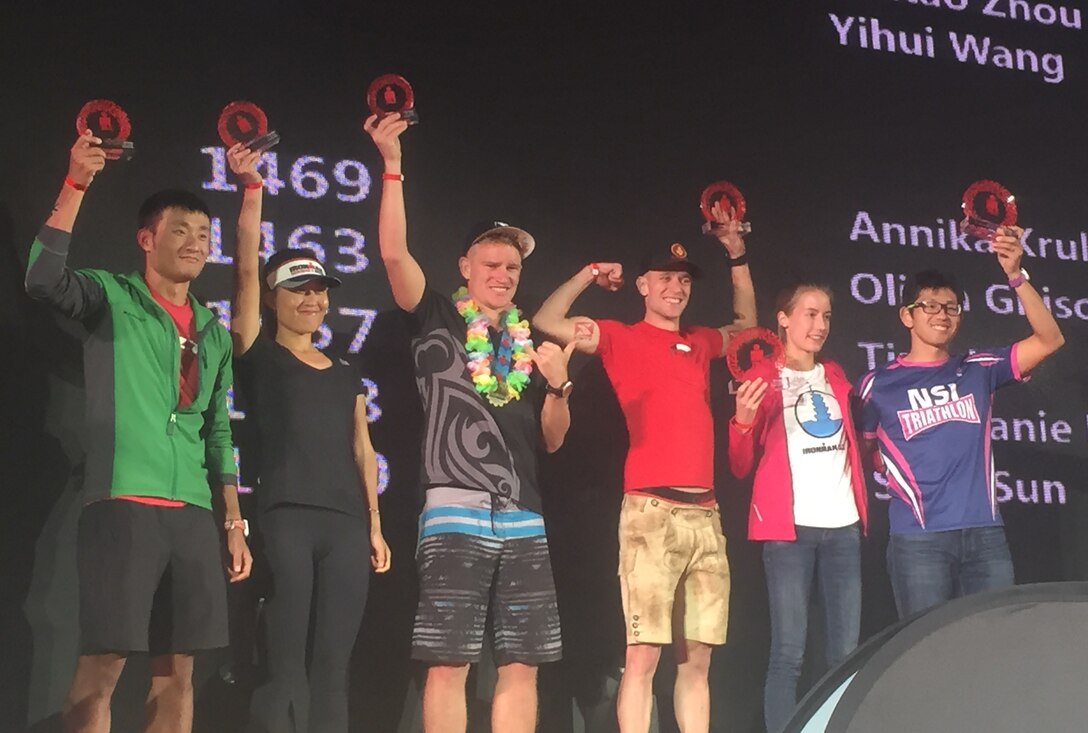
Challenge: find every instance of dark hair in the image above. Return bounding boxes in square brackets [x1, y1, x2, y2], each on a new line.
[260, 248, 324, 338]
[774, 282, 834, 341]
[900, 269, 964, 307]
[137, 190, 211, 232]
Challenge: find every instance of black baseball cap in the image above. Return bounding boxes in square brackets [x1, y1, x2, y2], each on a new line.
[639, 242, 702, 279]
[462, 220, 536, 258]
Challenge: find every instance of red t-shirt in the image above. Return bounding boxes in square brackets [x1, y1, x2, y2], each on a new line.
[119, 283, 199, 509]
[148, 283, 199, 409]
[596, 320, 724, 492]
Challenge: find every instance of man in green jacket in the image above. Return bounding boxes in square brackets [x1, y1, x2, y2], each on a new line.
[25, 130, 252, 733]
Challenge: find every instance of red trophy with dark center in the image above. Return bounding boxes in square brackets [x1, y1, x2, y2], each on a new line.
[218, 101, 280, 152]
[76, 99, 135, 161]
[726, 327, 784, 388]
[367, 74, 419, 125]
[959, 180, 1017, 240]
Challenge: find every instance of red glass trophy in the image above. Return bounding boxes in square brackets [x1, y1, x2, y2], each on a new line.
[700, 181, 752, 236]
[218, 101, 280, 152]
[959, 180, 1017, 240]
[367, 74, 419, 124]
[75, 99, 134, 161]
[726, 327, 784, 385]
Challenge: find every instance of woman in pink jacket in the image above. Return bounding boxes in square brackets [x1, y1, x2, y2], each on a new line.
[728, 283, 868, 733]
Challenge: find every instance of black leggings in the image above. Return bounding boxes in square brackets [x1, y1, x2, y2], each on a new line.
[248, 505, 370, 733]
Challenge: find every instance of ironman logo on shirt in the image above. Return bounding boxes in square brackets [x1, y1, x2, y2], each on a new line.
[793, 390, 844, 440]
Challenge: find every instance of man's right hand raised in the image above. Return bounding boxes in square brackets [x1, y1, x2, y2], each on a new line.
[364, 111, 425, 312]
[69, 130, 107, 188]
[589, 262, 624, 291]
[364, 113, 410, 164]
[227, 143, 263, 185]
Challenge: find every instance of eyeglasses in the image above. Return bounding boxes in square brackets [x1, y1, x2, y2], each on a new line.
[906, 300, 963, 316]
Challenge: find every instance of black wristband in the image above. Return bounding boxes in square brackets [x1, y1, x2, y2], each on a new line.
[729, 253, 748, 268]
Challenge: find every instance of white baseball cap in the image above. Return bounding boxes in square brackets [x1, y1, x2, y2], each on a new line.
[265, 255, 343, 290]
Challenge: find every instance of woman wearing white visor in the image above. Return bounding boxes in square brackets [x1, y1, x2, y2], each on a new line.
[227, 144, 390, 733]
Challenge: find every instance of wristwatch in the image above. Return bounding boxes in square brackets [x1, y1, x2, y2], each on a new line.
[225, 518, 250, 537]
[545, 380, 574, 398]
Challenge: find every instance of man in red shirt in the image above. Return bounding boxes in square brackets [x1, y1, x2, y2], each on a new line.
[532, 218, 754, 733]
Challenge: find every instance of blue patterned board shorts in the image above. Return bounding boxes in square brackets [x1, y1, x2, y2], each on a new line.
[411, 488, 562, 665]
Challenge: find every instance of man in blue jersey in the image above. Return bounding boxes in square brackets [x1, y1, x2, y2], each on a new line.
[857, 227, 1064, 618]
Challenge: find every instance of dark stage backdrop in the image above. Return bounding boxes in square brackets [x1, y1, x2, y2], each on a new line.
[2, 3, 1086, 732]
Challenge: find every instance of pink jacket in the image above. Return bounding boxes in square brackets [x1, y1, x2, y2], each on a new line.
[727, 358, 869, 541]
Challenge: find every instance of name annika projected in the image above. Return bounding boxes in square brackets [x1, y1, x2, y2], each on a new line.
[190, 150, 1078, 508]
[198, 145, 390, 494]
[841, 209, 1078, 509]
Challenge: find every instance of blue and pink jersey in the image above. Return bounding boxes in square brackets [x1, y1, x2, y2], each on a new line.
[856, 345, 1022, 534]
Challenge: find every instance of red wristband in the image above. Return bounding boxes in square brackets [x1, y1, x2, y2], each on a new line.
[382, 172, 404, 182]
[243, 181, 263, 191]
[64, 176, 88, 192]
[589, 262, 600, 277]
[731, 416, 754, 431]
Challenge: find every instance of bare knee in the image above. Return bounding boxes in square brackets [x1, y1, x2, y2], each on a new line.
[68, 654, 126, 699]
[624, 644, 662, 679]
[148, 654, 194, 698]
[426, 663, 470, 690]
[675, 640, 712, 676]
[64, 654, 127, 726]
[496, 662, 537, 688]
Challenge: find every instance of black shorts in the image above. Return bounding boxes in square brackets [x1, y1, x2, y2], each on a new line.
[77, 499, 229, 655]
[411, 506, 562, 666]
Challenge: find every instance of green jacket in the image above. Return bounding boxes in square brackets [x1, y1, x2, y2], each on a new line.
[26, 226, 236, 509]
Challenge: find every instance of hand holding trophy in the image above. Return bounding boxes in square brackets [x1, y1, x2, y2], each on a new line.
[67, 131, 107, 188]
[700, 181, 752, 235]
[959, 180, 1017, 241]
[218, 100, 280, 153]
[726, 327, 784, 388]
[700, 180, 750, 259]
[75, 99, 135, 161]
[367, 74, 419, 125]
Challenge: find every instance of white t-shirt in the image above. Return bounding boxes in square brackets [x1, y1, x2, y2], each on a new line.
[780, 364, 859, 528]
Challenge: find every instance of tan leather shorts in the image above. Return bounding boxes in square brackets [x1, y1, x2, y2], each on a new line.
[618, 493, 730, 646]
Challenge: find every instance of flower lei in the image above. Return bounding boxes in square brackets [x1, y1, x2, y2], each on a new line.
[453, 287, 533, 406]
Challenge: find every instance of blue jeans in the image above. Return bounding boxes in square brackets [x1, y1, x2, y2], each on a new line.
[887, 525, 1014, 619]
[762, 524, 861, 733]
